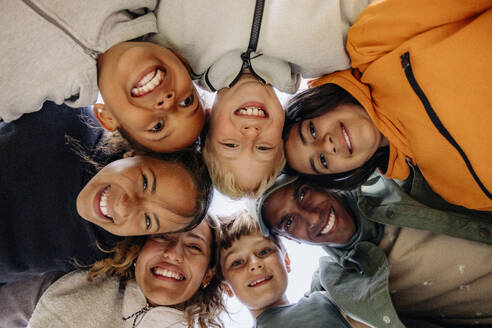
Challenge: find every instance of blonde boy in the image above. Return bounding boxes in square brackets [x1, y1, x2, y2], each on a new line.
[203, 73, 286, 199]
[218, 211, 357, 327]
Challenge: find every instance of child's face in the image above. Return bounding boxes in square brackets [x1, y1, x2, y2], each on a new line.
[285, 103, 384, 175]
[208, 74, 285, 191]
[262, 182, 356, 245]
[220, 233, 290, 316]
[77, 156, 198, 236]
[135, 220, 213, 306]
[97, 42, 205, 152]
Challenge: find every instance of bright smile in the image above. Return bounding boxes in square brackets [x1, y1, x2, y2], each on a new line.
[152, 265, 186, 282]
[248, 274, 273, 287]
[235, 102, 268, 118]
[131, 66, 165, 97]
[319, 207, 337, 235]
[341, 123, 353, 154]
[94, 186, 114, 223]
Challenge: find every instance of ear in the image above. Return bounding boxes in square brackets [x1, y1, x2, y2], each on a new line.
[202, 267, 215, 287]
[284, 252, 291, 273]
[93, 103, 118, 132]
[220, 281, 235, 298]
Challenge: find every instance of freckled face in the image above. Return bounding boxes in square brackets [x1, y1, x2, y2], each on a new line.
[262, 182, 356, 245]
[220, 234, 289, 316]
[135, 220, 213, 306]
[76, 156, 198, 236]
[98, 42, 204, 152]
[285, 103, 385, 175]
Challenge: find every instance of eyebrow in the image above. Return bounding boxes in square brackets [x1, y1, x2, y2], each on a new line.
[298, 121, 306, 145]
[309, 157, 321, 174]
[186, 232, 208, 245]
[153, 214, 161, 233]
[150, 168, 157, 194]
[187, 101, 200, 118]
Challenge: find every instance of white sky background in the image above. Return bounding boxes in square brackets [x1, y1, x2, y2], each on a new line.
[208, 190, 327, 328]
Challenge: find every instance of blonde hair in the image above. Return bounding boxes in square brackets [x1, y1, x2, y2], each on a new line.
[87, 216, 226, 328]
[202, 139, 286, 199]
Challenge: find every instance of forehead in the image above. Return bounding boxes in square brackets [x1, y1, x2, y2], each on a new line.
[262, 183, 297, 225]
[183, 220, 212, 245]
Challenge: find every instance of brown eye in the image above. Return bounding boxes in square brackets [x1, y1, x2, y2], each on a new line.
[149, 121, 164, 133]
[179, 94, 194, 107]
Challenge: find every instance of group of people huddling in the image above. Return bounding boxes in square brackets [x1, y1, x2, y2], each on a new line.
[1, 0, 491, 327]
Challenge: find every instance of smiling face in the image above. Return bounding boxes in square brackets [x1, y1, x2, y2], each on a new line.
[76, 156, 198, 236]
[285, 103, 386, 175]
[96, 42, 205, 152]
[208, 74, 285, 191]
[220, 233, 290, 317]
[135, 220, 214, 306]
[262, 182, 356, 245]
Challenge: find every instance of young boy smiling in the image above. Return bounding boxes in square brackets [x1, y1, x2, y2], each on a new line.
[218, 211, 358, 328]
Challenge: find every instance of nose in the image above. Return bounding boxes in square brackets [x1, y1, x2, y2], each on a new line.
[249, 257, 264, 272]
[163, 240, 184, 264]
[318, 133, 336, 154]
[240, 125, 261, 137]
[154, 90, 176, 111]
[114, 193, 138, 222]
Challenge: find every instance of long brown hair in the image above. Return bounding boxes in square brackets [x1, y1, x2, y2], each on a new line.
[87, 216, 226, 328]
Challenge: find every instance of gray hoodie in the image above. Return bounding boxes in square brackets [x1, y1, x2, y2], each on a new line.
[0, 0, 157, 122]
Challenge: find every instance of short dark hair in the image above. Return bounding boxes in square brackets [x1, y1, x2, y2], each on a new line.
[283, 83, 388, 190]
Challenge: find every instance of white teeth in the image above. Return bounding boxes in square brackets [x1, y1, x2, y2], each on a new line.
[321, 208, 335, 235]
[153, 268, 185, 281]
[99, 186, 112, 218]
[342, 126, 352, 152]
[131, 69, 164, 96]
[237, 107, 266, 117]
[249, 276, 271, 287]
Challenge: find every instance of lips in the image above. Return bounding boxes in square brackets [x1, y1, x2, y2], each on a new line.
[319, 207, 337, 235]
[248, 274, 273, 287]
[94, 186, 114, 223]
[152, 264, 186, 282]
[341, 123, 353, 154]
[131, 66, 165, 97]
[235, 102, 268, 118]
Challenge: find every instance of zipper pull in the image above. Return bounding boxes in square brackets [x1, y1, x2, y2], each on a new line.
[400, 52, 410, 70]
[85, 48, 100, 60]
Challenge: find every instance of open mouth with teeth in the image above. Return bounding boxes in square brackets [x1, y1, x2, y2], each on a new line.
[248, 274, 273, 287]
[131, 66, 165, 97]
[95, 186, 114, 223]
[152, 267, 186, 281]
[235, 102, 268, 118]
[341, 123, 353, 154]
[319, 207, 337, 236]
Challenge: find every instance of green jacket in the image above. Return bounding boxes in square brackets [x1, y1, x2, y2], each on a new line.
[310, 166, 492, 328]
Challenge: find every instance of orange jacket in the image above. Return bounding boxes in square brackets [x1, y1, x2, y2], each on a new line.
[310, 0, 492, 211]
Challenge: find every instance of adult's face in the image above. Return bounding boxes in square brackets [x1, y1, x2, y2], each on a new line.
[135, 220, 214, 306]
[77, 156, 197, 236]
[262, 182, 356, 245]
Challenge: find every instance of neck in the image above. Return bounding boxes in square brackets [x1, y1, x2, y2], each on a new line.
[251, 294, 290, 318]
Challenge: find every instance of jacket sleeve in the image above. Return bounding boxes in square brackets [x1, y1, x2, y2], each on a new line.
[0, 272, 65, 328]
[346, 0, 492, 71]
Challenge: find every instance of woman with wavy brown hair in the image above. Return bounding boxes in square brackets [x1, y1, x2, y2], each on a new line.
[4, 216, 226, 328]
